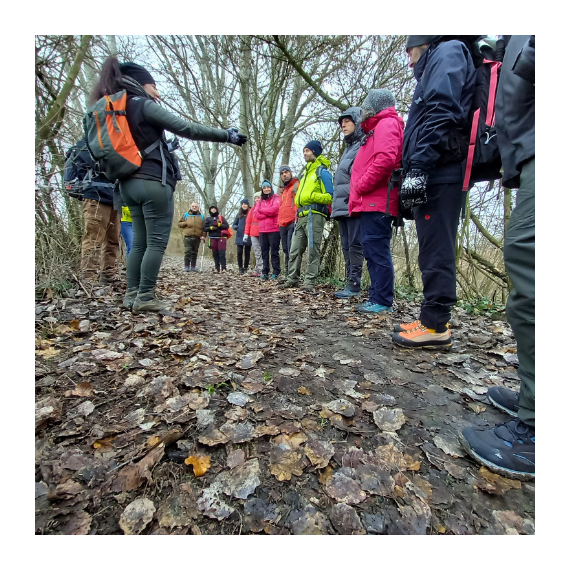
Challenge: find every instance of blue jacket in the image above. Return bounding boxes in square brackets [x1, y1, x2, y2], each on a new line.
[402, 40, 476, 185]
[232, 212, 250, 246]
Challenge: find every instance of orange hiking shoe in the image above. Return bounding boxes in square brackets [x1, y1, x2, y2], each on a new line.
[393, 320, 449, 333]
[393, 320, 421, 333]
[392, 324, 452, 349]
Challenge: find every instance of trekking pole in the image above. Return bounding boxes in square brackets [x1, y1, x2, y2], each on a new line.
[200, 240, 206, 272]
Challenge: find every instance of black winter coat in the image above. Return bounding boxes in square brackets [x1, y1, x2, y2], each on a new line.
[332, 107, 364, 218]
[402, 40, 476, 185]
[203, 214, 229, 238]
[495, 35, 535, 189]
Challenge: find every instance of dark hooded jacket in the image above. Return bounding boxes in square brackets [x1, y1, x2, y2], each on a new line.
[203, 207, 229, 238]
[122, 77, 229, 191]
[232, 206, 251, 246]
[495, 35, 535, 189]
[402, 40, 477, 185]
[332, 107, 364, 218]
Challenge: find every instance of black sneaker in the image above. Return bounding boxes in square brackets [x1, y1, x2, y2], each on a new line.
[487, 386, 519, 417]
[460, 419, 535, 481]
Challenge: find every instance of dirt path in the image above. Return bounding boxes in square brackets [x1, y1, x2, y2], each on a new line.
[35, 256, 534, 535]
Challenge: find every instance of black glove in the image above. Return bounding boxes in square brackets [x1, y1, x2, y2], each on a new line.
[399, 169, 428, 210]
[167, 137, 180, 152]
[226, 128, 247, 146]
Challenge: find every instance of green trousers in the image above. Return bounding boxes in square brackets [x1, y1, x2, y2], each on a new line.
[504, 158, 535, 427]
[286, 212, 326, 285]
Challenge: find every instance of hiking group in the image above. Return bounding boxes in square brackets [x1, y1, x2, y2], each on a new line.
[63, 35, 535, 481]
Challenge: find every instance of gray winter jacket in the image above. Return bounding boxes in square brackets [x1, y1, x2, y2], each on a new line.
[495, 35, 535, 189]
[332, 107, 364, 218]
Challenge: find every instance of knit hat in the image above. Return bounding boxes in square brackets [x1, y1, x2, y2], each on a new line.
[254, 192, 262, 199]
[405, 36, 437, 50]
[304, 140, 322, 157]
[361, 89, 396, 115]
[279, 165, 292, 174]
[240, 198, 250, 205]
[119, 62, 156, 86]
[261, 180, 272, 188]
[209, 204, 218, 213]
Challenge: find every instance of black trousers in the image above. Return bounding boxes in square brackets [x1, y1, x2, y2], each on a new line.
[337, 216, 364, 289]
[279, 223, 295, 271]
[413, 181, 464, 332]
[237, 244, 251, 270]
[184, 235, 201, 267]
[259, 231, 281, 276]
[504, 159, 535, 427]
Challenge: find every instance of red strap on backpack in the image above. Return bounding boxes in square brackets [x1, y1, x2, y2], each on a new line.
[462, 60, 502, 192]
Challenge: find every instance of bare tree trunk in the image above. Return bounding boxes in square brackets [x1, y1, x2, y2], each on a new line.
[238, 36, 254, 203]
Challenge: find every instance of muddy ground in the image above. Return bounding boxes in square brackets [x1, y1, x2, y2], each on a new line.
[34, 256, 534, 535]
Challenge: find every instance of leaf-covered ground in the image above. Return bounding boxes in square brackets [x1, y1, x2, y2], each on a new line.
[35, 256, 534, 535]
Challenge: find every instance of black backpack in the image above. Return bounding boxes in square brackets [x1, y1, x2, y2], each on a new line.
[63, 142, 91, 199]
[433, 36, 506, 190]
[63, 139, 115, 200]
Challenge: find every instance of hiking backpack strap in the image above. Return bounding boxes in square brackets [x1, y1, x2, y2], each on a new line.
[385, 168, 402, 215]
[462, 60, 502, 192]
[139, 139, 167, 186]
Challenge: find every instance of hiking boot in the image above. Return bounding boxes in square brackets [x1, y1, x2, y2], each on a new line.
[270, 274, 279, 281]
[132, 292, 169, 314]
[184, 266, 190, 272]
[487, 386, 520, 417]
[334, 287, 361, 299]
[301, 284, 315, 292]
[99, 273, 120, 285]
[122, 287, 138, 309]
[459, 419, 535, 481]
[393, 320, 421, 333]
[277, 274, 287, 283]
[239, 268, 245, 275]
[392, 325, 452, 349]
[191, 266, 198, 272]
[278, 281, 298, 289]
[355, 301, 393, 314]
[394, 320, 449, 333]
[261, 274, 269, 281]
[250, 271, 260, 277]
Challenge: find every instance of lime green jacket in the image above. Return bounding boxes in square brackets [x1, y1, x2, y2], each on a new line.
[294, 156, 333, 215]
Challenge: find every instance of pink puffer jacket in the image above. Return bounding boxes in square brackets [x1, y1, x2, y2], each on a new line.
[255, 193, 280, 233]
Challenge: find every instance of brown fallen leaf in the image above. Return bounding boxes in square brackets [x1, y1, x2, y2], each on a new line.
[298, 386, 311, 396]
[65, 381, 94, 397]
[93, 436, 118, 452]
[119, 498, 156, 535]
[476, 466, 522, 494]
[318, 466, 334, 485]
[468, 402, 487, 414]
[269, 447, 304, 481]
[111, 444, 165, 493]
[36, 346, 61, 359]
[185, 455, 211, 477]
[68, 319, 80, 330]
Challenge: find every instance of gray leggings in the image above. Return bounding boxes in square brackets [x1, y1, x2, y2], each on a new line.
[250, 236, 263, 271]
[120, 178, 174, 295]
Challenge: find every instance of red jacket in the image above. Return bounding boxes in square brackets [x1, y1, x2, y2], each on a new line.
[348, 107, 404, 217]
[278, 178, 298, 227]
[255, 193, 280, 233]
[244, 207, 260, 237]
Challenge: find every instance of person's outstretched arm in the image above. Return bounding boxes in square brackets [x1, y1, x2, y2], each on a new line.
[142, 100, 246, 145]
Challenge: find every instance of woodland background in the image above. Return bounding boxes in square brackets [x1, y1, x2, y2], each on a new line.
[35, 35, 513, 313]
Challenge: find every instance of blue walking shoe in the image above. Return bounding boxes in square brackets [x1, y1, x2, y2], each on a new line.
[261, 274, 269, 281]
[334, 288, 361, 299]
[270, 274, 279, 280]
[355, 301, 393, 314]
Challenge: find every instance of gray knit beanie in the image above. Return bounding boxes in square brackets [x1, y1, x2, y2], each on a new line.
[361, 89, 396, 116]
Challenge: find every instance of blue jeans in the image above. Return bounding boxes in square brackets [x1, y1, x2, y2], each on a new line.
[121, 221, 133, 258]
[359, 212, 394, 307]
